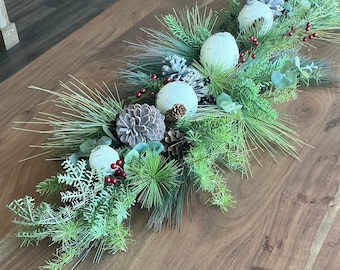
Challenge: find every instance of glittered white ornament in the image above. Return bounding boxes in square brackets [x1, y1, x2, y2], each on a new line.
[156, 81, 198, 116]
[238, 0, 274, 35]
[89, 145, 119, 174]
[200, 32, 239, 71]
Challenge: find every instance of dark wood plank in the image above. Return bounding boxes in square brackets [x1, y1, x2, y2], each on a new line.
[0, 0, 118, 82]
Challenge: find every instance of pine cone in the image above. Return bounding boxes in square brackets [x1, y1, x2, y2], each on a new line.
[259, 0, 285, 18]
[116, 103, 165, 147]
[165, 103, 187, 123]
[163, 128, 189, 157]
[162, 55, 210, 99]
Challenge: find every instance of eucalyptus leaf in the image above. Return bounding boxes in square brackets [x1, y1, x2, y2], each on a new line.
[281, 59, 295, 72]
[271, 71, 286, 90]
[97, 136, 112, 146]
[216, 93, 242, 113]
[69, 154, 79, 166]
[285, 70, 298, 84]
[80, 139, 97, 154]
[147, 141, 164, 154]
[216, 93, 232, 108]
[124, 149, 140, 165]
[132, 142, 149, 154]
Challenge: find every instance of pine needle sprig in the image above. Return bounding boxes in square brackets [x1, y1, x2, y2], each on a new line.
[14, 76, 124, 154]
[36, 176, 66, 195]
[127, 151, 181, 210]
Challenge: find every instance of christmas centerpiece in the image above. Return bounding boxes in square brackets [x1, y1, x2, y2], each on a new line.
[7, 0, 340, 269]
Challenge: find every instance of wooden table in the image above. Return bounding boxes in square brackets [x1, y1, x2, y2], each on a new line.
[0, 0, 339, 269]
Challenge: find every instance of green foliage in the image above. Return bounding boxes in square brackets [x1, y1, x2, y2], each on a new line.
[213, 0, 241, 36]
[191, 60, 233, 97]
[79, 136, 113, 155]
[8, 158, 136, 269]
[163, 5, 217, 51]
[24, 76, 123, 154]
[127, 150, 181, 210]
[146, 164, 192, 231]
[119, 5, 218, 89]
[36, 176, 65, 195]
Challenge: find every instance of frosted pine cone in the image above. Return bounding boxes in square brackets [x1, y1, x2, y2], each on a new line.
[116, 103, 165, 147]
[162, 55, 210, 99]
[165, 103, 187, 123]
[258, 0, 285, 18]
[163, 128, 189, 157]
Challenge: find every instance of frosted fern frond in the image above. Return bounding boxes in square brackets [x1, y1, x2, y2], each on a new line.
[7, 196, 71, 227]
[58, 158, 102, 210]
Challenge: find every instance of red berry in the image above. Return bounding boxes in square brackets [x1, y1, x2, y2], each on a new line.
[151, 74, 157, 80]
[302, 37, 308, 42]
[135, 91, 142, 98]
[240, 57, 246, 63]
[291, 26, 296, 31]
[149, 91, 155, 96]
[116, 159, 123, 166]
[111, 163, 117, 169]
[306, 22, 311, 27]
[306, 27, 311, 32]
[139, 88, 146, 94]
[112, 178, 118, 185]
[105, 176, 112, 183]
[114, 169, 122, 176]
[308, 34, 314, 39]
[288, 32, 294, 36]
[164, 77, 171, 84]
[251, 53, 256, 59]
[253, 41, 259, 46]
[120, 171, 127, 178]
[239, 52, 245, 57]
[312, 32, 318, 37]
[249, 36, 255, 42]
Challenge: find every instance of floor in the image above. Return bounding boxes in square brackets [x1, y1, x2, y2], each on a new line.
[0, 0, 116, 82]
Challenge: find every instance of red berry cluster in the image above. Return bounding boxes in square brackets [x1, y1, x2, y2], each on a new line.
[239, 52, 246, 63]
[135, 87, 146, 98]
[303, 22, 318, 42]
[104, 159, 126, 185]
[283, 23, 318, 42]
[249, 36, 259, 46]
[239, 36, 259, 63]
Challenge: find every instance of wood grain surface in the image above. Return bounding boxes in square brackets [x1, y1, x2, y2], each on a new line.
[0, 0, 339, 269]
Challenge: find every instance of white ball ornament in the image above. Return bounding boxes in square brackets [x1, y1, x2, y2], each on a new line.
[200, 32, 239, 71]
[238, 0, 274, 35]
[89, 145, 120, 174]
[156, 81, 198, 116]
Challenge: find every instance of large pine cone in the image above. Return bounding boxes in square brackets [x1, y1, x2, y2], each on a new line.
[116, 103, 165, 147]
[163, 128, 189, 157]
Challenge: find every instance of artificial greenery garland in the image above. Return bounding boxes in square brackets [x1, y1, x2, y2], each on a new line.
[7, 0, 340, 269]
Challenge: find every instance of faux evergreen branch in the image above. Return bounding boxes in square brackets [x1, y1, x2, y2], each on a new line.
[162, 5, 217, 50]
[14, 76, 124, 154]
[127, 150, 181, 210]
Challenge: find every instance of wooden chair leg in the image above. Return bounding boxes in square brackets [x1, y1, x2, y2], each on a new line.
[0, 0, 19, 50]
